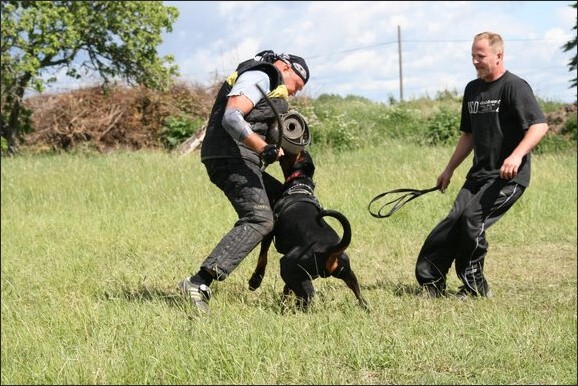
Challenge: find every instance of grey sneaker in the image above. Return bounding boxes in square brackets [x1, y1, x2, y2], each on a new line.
[178, 277, 212, 314]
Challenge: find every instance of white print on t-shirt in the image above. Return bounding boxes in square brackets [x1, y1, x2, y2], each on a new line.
[468, 99, 501, 114]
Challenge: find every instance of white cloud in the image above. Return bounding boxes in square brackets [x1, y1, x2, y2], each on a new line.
[45, 1, 577, 103]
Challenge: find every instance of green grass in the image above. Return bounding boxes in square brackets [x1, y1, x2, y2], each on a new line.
[1, 145, 576, 384]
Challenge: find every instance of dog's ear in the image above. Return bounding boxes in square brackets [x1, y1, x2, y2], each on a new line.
[302, 160, 315, 178]
[300, 150, 313, 164]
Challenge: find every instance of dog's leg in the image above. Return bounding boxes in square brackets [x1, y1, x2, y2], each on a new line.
[296, 279, 315, 311]
[339, 268, 370, 312]
[248, 232, 273, 291]
[280, 284, 293, 314]
[279, 281, 315, 313]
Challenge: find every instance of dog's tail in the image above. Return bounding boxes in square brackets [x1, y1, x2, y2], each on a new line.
[317, 209, 351, 274]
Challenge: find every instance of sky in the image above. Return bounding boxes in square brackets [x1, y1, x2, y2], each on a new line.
[153, 1, 577, 104]
[41, 1, 576, 104]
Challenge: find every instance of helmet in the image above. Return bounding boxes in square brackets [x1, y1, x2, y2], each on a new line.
[267, 111, 311, 154]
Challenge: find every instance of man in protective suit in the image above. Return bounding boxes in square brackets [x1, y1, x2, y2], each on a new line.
[178, 50, 310, 314]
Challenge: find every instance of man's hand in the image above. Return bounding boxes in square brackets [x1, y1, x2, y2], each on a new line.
[500, 154, 522, 180]
[436, 169, 453, 193]
[260, 144, 281, 164]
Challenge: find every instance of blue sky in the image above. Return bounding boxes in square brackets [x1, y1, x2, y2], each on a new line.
[154, 1, 576, 104]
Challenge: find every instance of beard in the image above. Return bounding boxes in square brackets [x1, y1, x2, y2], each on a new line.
[475, 67, 489, 81]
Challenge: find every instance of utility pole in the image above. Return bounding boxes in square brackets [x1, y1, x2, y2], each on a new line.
[397, 25, 403, 102]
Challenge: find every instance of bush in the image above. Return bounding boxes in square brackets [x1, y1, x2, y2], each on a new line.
[1, 136, 7, 154]
[379, 105, 424, 141]
[160, 115, 205, 149]
[418, 107, 461, 146]
[534, 132, 576, 154]
[561, 112, 577, 141]
[16, 85, 575, 155]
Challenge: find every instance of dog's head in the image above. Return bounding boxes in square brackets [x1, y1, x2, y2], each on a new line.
[280, 150, 315, 183]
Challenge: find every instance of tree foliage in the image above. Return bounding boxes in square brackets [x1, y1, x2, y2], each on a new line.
[0, 0, 179, 154]
[562, 1, 577, 90]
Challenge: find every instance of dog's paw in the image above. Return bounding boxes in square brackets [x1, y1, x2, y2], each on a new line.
[248, 273, 263, 291]
[359, 298, 371, 313]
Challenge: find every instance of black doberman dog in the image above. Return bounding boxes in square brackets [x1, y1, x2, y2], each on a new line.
[249, 151, 369, 312]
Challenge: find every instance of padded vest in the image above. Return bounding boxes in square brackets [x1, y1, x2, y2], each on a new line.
[201, 59, 290, 165]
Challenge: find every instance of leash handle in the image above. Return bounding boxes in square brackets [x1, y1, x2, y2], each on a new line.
[368, 186, 440, 218]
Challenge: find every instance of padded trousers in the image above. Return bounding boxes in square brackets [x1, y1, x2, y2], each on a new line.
[200, 158, 283, 280]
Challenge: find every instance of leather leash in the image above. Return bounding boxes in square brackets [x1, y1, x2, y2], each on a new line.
[368, 186, 440, 218]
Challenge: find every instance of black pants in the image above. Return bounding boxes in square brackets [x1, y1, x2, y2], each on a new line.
[200, 159, 283, 280]
[415, 178, 525, 295]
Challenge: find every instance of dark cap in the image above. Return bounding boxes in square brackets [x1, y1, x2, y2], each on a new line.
[284, 54, 309, 84]
[255, 50, 310, 84]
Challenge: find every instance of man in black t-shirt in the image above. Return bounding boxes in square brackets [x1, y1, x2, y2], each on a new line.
[415, 32, 549, 299]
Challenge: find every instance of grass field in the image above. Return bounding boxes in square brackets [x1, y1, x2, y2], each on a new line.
[1, 144, 576, 384]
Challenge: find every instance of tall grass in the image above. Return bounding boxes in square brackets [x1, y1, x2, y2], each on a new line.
[1, 145, 576, 384]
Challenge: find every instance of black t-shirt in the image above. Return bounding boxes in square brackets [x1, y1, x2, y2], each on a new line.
[460, 70, 546, 187]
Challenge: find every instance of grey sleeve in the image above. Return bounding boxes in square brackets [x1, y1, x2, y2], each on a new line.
[222, 108, 253, 142]
[222, 71, 272, 142]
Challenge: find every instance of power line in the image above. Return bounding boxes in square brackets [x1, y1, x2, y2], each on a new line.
[306, 36, 564, 61]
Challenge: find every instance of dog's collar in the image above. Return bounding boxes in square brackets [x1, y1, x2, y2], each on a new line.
[284, 182, 314, 196]
[285, 171, 303, 184]
[274, 182, 320, 217]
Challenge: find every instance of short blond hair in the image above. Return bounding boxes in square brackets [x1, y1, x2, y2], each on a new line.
[474, 32, 504, 54]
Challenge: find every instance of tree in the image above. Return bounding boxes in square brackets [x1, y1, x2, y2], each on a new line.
[1, 1, 179, 154]
[562, 1, 577, 92]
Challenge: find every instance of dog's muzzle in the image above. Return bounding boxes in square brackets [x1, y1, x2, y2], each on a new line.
[267, 110, 311, 154]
